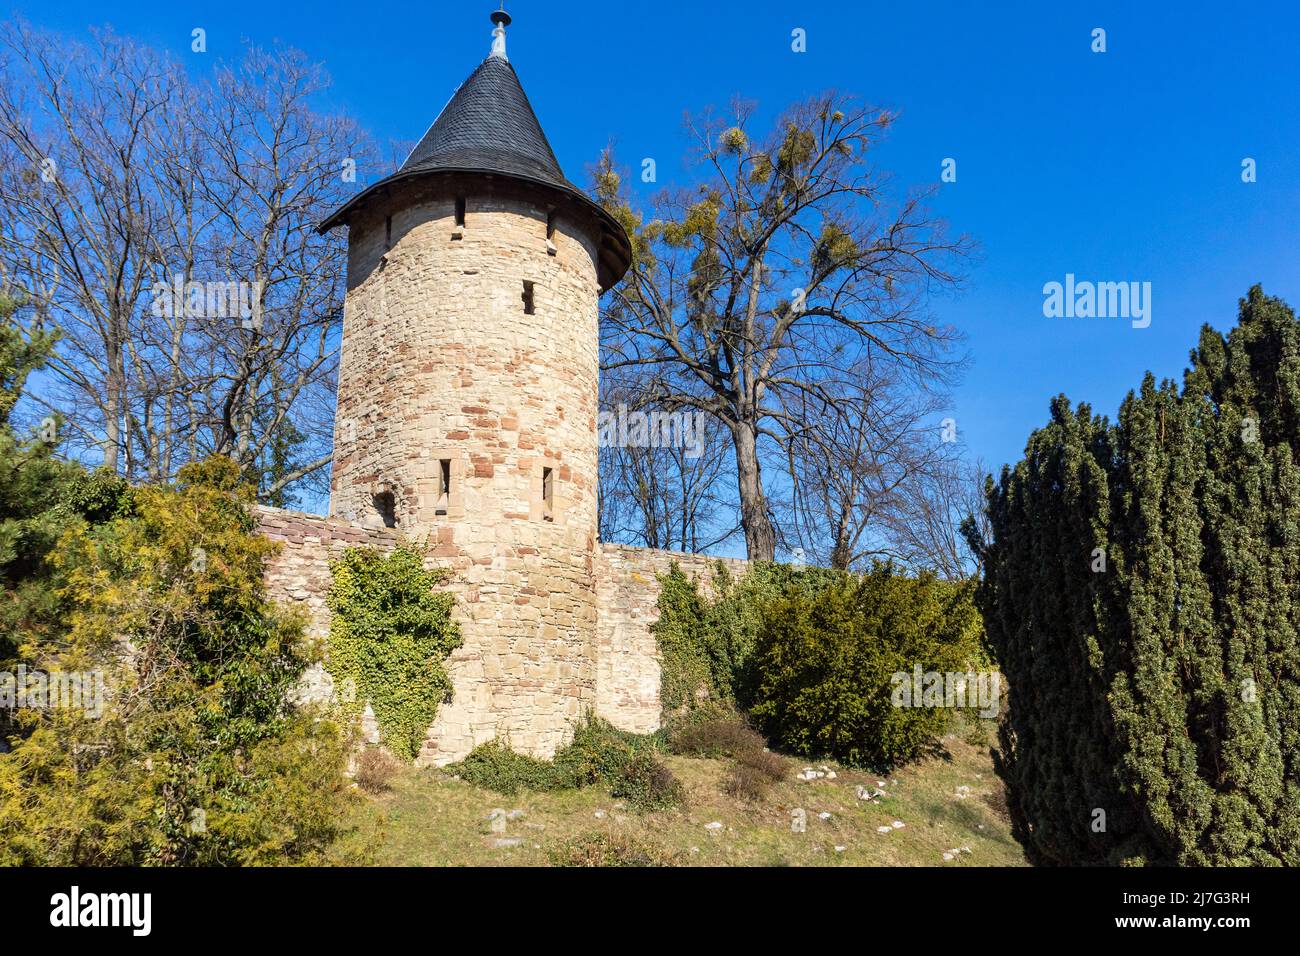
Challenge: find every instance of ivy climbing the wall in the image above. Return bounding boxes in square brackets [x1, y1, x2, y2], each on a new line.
[326, 546, 462, 760]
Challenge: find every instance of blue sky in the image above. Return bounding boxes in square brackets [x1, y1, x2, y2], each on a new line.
[10, 0, 1300, 479]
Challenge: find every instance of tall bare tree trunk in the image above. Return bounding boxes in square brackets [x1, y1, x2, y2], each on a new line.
[732, 420, 775, 561]
[102, 334, 124, 472]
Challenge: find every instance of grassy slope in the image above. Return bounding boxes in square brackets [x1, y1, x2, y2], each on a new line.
[335, 729, 1027, 867]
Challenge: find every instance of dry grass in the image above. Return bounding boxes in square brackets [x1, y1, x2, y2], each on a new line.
[548, 830, 683, 867]
[330, 723, 1027, 867]
[353, 747, 402, 794]
[736, 746, 787, 782]
[723, 763, 773, 801]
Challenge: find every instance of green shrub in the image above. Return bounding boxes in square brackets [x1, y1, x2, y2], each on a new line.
[450, 716, 684, 811]
[653, 560, 847, 718]
[553, 715, 654, 786]
[452, 738, 570, 795]
[652, 559, 984, 774]
[0, 309, 83, 668]
[749, 564, 986, 769]
[326, 546, 461, 760]
[610, 750, 685, 811]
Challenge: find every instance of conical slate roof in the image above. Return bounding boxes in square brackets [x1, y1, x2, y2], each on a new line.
[400, 55, 570, 191]
[319, 36, 630, 291]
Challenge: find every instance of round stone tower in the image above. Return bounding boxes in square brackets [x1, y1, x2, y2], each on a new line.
[319, 10, 630, 762]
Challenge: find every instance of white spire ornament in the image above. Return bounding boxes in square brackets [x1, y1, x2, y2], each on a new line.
[490, 7, 511, 60]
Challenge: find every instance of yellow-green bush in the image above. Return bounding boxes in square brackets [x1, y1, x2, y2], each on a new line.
[0, 456, 359, 865]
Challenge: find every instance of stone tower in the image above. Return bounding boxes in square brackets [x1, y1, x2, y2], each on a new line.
[319, 10, 631, 763]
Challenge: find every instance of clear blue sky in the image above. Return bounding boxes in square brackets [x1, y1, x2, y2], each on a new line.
[10, 0, 1300, 478]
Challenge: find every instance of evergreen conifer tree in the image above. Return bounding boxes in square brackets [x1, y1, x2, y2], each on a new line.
[975, 286, 1300, 865]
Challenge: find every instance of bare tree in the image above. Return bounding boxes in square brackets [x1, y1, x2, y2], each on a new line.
[0, 24, 173, 473]
[885, 455, 991, 579]
[785, 359, 952, 569]
[189, 45, 372, 501]
[596, 94, 971, 561]
[598, 371, 736, 552]
[0, 21, 376, 503]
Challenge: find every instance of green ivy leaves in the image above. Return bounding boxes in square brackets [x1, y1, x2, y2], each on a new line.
[326, 547, 461, 760]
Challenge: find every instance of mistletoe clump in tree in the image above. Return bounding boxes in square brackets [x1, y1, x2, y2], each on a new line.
[595, 95, 971, 562]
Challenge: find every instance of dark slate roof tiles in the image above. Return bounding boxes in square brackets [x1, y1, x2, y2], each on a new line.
[400, 56, 572, 191]
[319, 47, 631, 290]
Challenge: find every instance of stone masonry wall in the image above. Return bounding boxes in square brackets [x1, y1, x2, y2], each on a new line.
[256, 504, 749, 756]
[256, 506, 400, 743]
[593, 544, 749, 733]
[257, 505, 401, 643]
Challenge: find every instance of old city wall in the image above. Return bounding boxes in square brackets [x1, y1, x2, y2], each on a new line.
[257, 505, 748, 763]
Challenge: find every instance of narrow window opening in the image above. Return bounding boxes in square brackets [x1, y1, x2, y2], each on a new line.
[454, 197, 466, 227]
[373, 489, 398, 529]
[541, 466, 554, 522]
[435, 459, 451, 516]
[384, 215, 392, 249]
[522, 280, 535, 315]
[545, 211, 558, 256]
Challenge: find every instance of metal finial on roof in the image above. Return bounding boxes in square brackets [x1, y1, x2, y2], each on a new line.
[490, 5, 511, 60]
